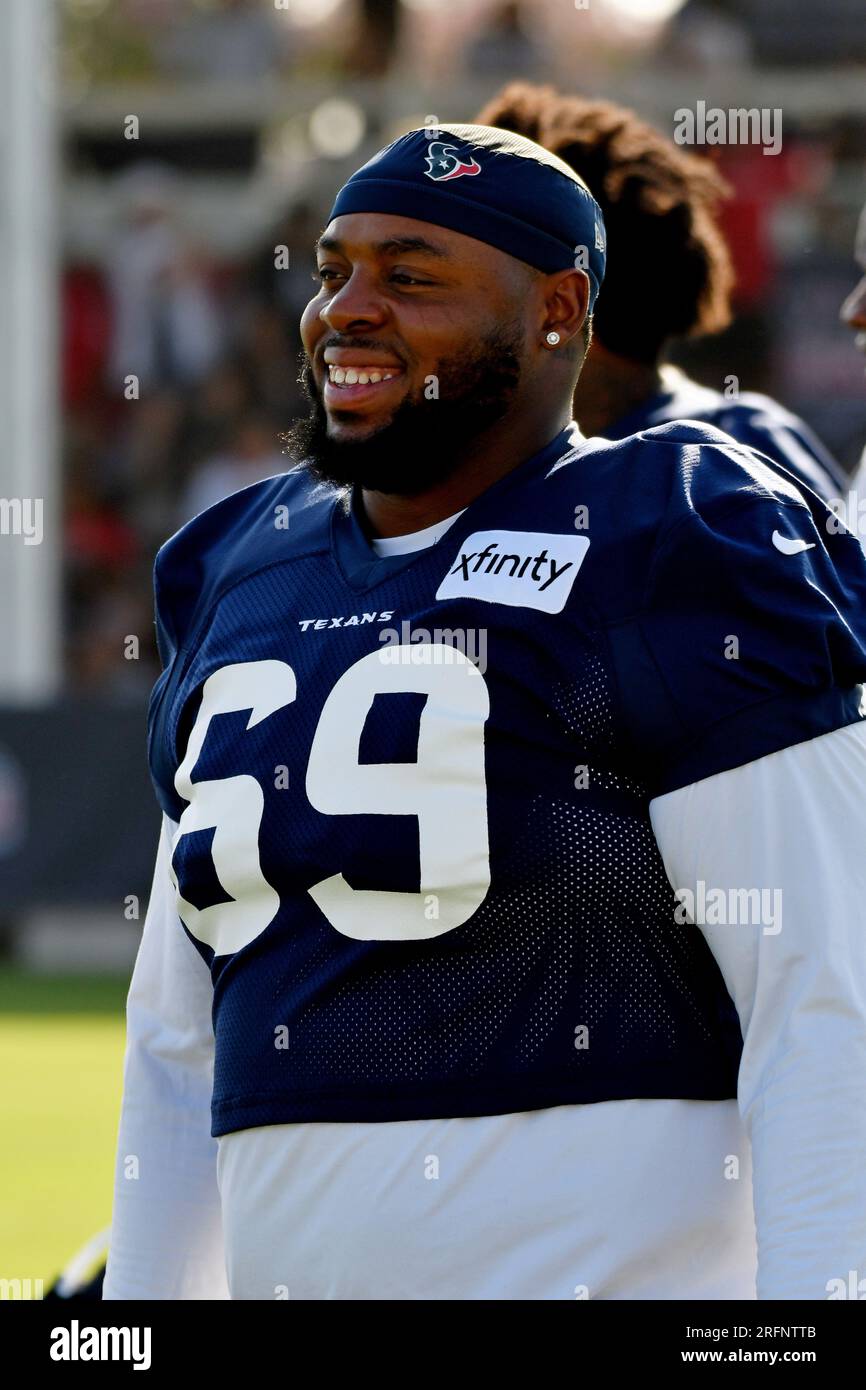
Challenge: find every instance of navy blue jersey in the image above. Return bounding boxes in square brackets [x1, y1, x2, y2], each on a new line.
[148, 421, 866, 1136]
[605, 366, 847, 503]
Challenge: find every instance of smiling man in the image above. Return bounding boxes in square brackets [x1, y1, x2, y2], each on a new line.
[105, 125, 866, 1302]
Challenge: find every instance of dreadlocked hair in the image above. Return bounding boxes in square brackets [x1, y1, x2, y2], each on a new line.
[477, 82, 735, 362]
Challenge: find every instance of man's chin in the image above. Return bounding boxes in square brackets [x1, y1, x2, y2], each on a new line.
[286, 320, 525, 494]
[325, 413, 395, 444]
[283, 408, 425, 493]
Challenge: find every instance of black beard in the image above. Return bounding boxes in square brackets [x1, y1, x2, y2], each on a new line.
[283, 323, 525, 496]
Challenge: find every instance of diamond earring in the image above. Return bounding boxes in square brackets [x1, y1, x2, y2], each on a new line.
[546, 331, 561, 347]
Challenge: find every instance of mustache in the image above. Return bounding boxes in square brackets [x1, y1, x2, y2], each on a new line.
[304, 338, 410, 378]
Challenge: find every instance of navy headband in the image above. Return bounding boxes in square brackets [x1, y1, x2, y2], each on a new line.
[327, 123, 606, 312]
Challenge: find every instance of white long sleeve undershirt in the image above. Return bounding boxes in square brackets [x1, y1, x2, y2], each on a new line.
[650, 717, 866, 1300]
[105, 814, 229, 1300]
[104, 719, 866, 1300]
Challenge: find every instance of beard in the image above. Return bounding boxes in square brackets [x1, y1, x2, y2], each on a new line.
[283, 322, 525, 496]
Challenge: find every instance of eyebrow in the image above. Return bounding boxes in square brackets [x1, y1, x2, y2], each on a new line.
[316, 233, 453, 260]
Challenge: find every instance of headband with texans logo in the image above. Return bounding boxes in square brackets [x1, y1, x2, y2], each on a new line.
[326, 123, 606, 311]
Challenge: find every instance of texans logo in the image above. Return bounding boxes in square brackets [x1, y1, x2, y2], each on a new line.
[424, 141, 482, 182]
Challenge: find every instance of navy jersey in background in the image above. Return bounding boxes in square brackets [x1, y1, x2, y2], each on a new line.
[603, 365, 848, 503]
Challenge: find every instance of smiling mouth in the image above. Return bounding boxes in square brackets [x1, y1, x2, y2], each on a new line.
[326, 364, 402, 387]
[322, 362, 407, 412]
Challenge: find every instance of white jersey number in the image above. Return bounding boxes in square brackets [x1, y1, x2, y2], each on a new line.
[172, 661, 296, 957]
[172, 647, 490, 954]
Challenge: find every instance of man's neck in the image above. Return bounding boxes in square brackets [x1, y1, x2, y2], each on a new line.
[572, 342, 664, 438]
[361, 405, 573, 540]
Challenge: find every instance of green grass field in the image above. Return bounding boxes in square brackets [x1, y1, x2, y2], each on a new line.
[0, 967, 128, 1290]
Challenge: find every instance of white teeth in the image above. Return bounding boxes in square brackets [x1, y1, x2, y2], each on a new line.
[327, 364, 399, 386]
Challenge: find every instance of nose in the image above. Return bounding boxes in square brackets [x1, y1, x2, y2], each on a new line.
[320, 269, 388, 334]
[840, 275, 866, 330]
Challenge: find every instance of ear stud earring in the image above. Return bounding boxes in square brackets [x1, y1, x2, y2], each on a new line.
[545, 331, 561, 347]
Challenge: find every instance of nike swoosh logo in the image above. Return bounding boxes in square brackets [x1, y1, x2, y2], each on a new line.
[772, 529, 815, 555]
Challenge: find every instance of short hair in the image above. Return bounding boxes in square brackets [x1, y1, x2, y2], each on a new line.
[476, 83, 735, 363]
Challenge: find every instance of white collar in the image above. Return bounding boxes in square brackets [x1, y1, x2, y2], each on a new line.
[370, 508, 466, 557]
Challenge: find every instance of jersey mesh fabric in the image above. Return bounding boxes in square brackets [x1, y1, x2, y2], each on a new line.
[148, 422, 866, 1134]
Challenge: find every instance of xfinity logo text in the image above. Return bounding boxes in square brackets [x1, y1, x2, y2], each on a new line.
[436, 530, 590, 613]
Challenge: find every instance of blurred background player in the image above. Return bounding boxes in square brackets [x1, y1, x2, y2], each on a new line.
[841, 198, 866, 496]
[477, 82, 848, 502]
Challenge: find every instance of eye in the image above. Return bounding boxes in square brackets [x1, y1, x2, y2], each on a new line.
[314, 266, 345, 284]
[389, 270, 434, 286]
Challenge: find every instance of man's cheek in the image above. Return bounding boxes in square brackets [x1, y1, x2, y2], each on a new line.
[300, 300, 324, 349]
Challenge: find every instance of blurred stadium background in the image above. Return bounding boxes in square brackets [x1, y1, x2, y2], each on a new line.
[1, 0, 865, 1292]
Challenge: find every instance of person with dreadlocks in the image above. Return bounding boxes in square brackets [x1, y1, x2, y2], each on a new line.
[477, 83, 846, 503]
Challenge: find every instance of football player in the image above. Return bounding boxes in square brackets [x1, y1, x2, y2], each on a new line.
[841, 197, 866, 491]
[105, 124, 866, 1300]
[477, 84, 847, 503]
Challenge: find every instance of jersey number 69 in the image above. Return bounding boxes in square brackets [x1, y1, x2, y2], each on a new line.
[171, 649, 491, 956]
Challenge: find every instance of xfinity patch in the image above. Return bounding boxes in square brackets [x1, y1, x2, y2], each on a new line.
[436, 530, 590, 613]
